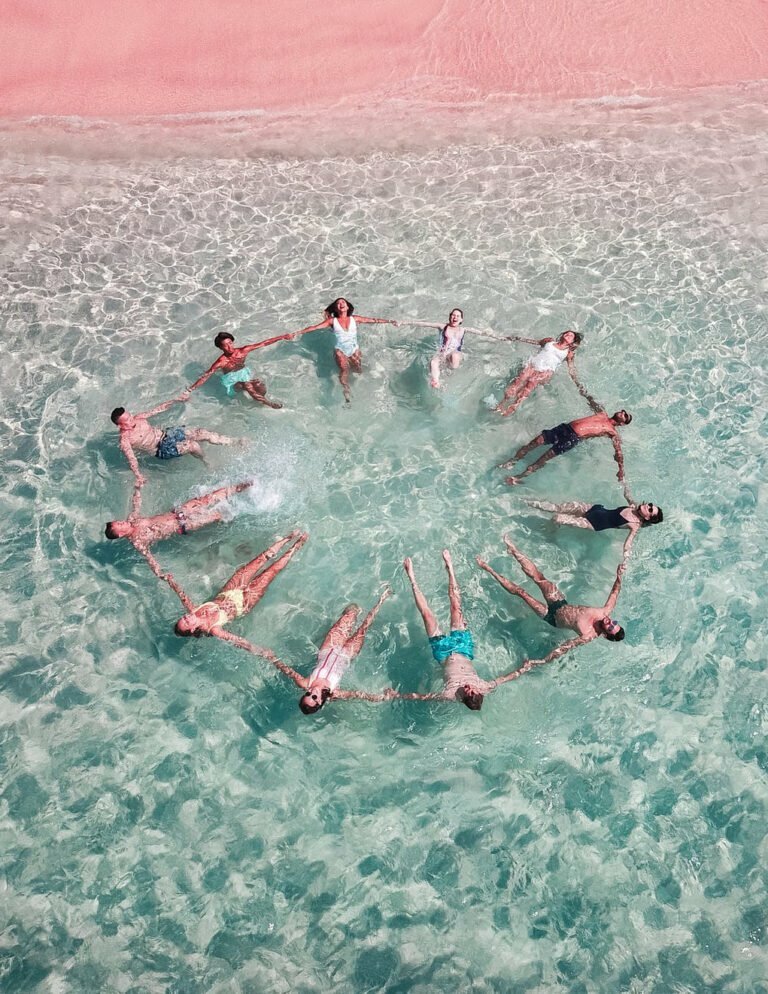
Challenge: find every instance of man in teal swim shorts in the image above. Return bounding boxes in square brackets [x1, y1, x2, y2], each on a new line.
[403, 551, 497, 709]
[187, 332, 284, 407]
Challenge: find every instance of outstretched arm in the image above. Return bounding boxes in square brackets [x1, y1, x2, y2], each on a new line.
[568, 364, 604, 414]
[128, 478, 145, 520]
[211, 629, 308, 688]
[493, 635, 594, 684]
[139, 394, 189, 419]
[354, 316, 398, 326]
[611, 435, 627, 486]
[621, 525, 639, 565]
[334, 688, 450, 702]
[118, 435, 146, 489]
[186, 358, 224, 394]
[240, 332, 296, 353]
[603, 560, 626, 614]
[137, 546, 197, 612]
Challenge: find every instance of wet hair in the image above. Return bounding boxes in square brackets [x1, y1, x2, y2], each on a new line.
[214, 331, 235, 348]
[449, 308, 464, 320]
[110, 407, 126, 424]
[460, 688, 484, 710]
[105, 522, 120, 540]
[325, 298, 354, 318]
[560, 330, 582, 346]
[614, 410, 632, 425]
[299, 687, 331, 714]
[604, 626, 625, 642]
[642, 506, 664, 526]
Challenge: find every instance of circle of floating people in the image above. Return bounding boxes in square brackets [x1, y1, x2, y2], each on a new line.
[107, 298, 663, 714]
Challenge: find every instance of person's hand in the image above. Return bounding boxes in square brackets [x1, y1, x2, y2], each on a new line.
[391, 319, 400, 327]
[179, 390, 191, 402]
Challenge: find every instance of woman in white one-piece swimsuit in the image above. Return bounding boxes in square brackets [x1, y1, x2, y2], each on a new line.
[496, 329, 581, 417]
[298, 297, 396, 403]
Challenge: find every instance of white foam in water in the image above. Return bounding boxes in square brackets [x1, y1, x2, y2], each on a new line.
[1, 88, 768, 992]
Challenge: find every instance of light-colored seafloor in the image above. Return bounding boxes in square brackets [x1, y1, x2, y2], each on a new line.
[1, 91, 767, 992]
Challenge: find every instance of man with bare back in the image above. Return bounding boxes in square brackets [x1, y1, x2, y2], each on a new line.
[111, 402, 240, 480]
[501, 409, 632, 489]
[477, 535, 627, 662]
[174, 531, 308, 636]
[187, 332, 284, 407]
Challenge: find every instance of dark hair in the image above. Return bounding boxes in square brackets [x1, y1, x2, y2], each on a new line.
[299, 687, 331, 715]
[460, 688, 484, 710]
[214, 332, 235, 348]
[605, 626, 625, 642]
[105, 522, 119, 539]
[110, 407, 126, 424]
[561, 330, 582, 346]
[449, 308, 464, 320]
[642, 506, 664, 526]
[325, 298, 354, 318]
[614, 410, 632, 425]
[174, 620, 191, 637]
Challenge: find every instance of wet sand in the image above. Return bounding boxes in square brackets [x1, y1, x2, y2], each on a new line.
[2, 0, 768, 117]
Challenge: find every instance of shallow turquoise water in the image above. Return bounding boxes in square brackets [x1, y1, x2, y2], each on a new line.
[1, 90, 768, 992]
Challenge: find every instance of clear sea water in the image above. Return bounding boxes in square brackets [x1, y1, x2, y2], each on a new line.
[1, 86, 767, 993]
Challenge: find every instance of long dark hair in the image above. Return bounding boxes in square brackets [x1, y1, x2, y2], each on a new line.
[325, 298, 354, 318]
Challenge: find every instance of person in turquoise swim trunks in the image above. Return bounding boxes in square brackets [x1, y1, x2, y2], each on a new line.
[298, 297, 397, 402]
[403, 551, 496, 709]
[187, 332, 284, 407]
[476, 535, 627, 666]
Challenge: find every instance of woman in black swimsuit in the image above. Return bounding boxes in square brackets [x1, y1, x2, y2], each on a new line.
[524, 499, 663, 558]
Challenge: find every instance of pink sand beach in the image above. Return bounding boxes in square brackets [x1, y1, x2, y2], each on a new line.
[2, 0, 768, 118]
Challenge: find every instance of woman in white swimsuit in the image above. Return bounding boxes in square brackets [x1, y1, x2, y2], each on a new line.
[298, 587, 392, 713]
[496, 330, 582, 417]
[299, 297, 395, 402]
[428, 307, 465, 388]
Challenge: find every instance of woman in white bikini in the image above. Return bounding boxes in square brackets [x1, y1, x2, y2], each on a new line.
[299, 297, 395, 402]
[496, 329, 582, 417]
[428, 307, 465, 388]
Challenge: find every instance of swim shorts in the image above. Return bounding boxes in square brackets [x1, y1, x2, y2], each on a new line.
[220, 367, 254, 397]
[543, 599, 568, 627]
[155, 426, 187, 460]
[541, 422, 580, 455]
[429, 628, 475, 663]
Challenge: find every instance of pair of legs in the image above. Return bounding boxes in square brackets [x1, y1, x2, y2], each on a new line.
[476, 536, 564, 622]
[429, 350, 461, 389]
[319, 587, 391, 662]
[500, 432, 558, 485]
[175, 428, 242, 462]
[404, 550, 466, 638]
[495, 368, 552, 416]
[179, 481, 251, 518]
[218, 530, 308, 614]
[334, 348, 362, 403]
[524, 498, 595, 529]
[234, 377, 282, 409]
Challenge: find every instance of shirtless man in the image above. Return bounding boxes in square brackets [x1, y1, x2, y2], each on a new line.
[111, 403, 240, 484]
[502, 409, 632, 493]
[187, 332, 284, 407]
[477, 535, 627, 663]
[105, 481, 253, 577]
[174, 531, 308, 636]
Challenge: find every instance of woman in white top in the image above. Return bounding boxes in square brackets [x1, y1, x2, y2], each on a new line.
[299, 297, 395, 403]
[428, 307, 465, 388]
[496, 330, 582, 417]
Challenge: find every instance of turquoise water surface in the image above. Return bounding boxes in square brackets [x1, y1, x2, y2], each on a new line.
[1, 88, 767, 992]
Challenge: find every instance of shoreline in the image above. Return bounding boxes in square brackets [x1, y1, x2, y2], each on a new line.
[2, 0, 768, 119]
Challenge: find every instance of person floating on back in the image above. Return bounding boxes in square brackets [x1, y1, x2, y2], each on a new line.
[496, 330, 582, 417]
[477, 535, 627, 663]
[524, 498, 663, 560]
[187, 332, 284, 407]
[502, 409, 632, 491]
[298, 297, 396, 403]
[111, 403, 242, 482]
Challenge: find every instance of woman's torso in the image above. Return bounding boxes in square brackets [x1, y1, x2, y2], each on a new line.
[332, 316, 359, 356]
[528, 340, 568, 372]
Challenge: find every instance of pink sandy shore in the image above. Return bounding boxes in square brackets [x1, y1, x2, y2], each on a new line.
[2, 0, 768, 118]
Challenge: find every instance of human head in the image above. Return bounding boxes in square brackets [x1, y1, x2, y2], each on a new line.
[559, 330, 582, 347]
[448, 308, 464, 325]
[299, 685, 331, 714]
[600, 616, 625, 641]
[612, 410, 632, 426]
[637, 502, 663, 526]
[325, 298, 354, 318]
[458, 684, 484, 710]
[175, 614, 203, 637]
[110, 407, 127, 425]
[214, 331, 235, 351]
[105, 520, 134, 540]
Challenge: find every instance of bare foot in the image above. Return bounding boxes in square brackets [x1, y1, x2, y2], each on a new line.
[430, 378, 440, 389]
[441, 549, 453, 568]
[268, 400, 283, 409]
[505, 476, 520, 486]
